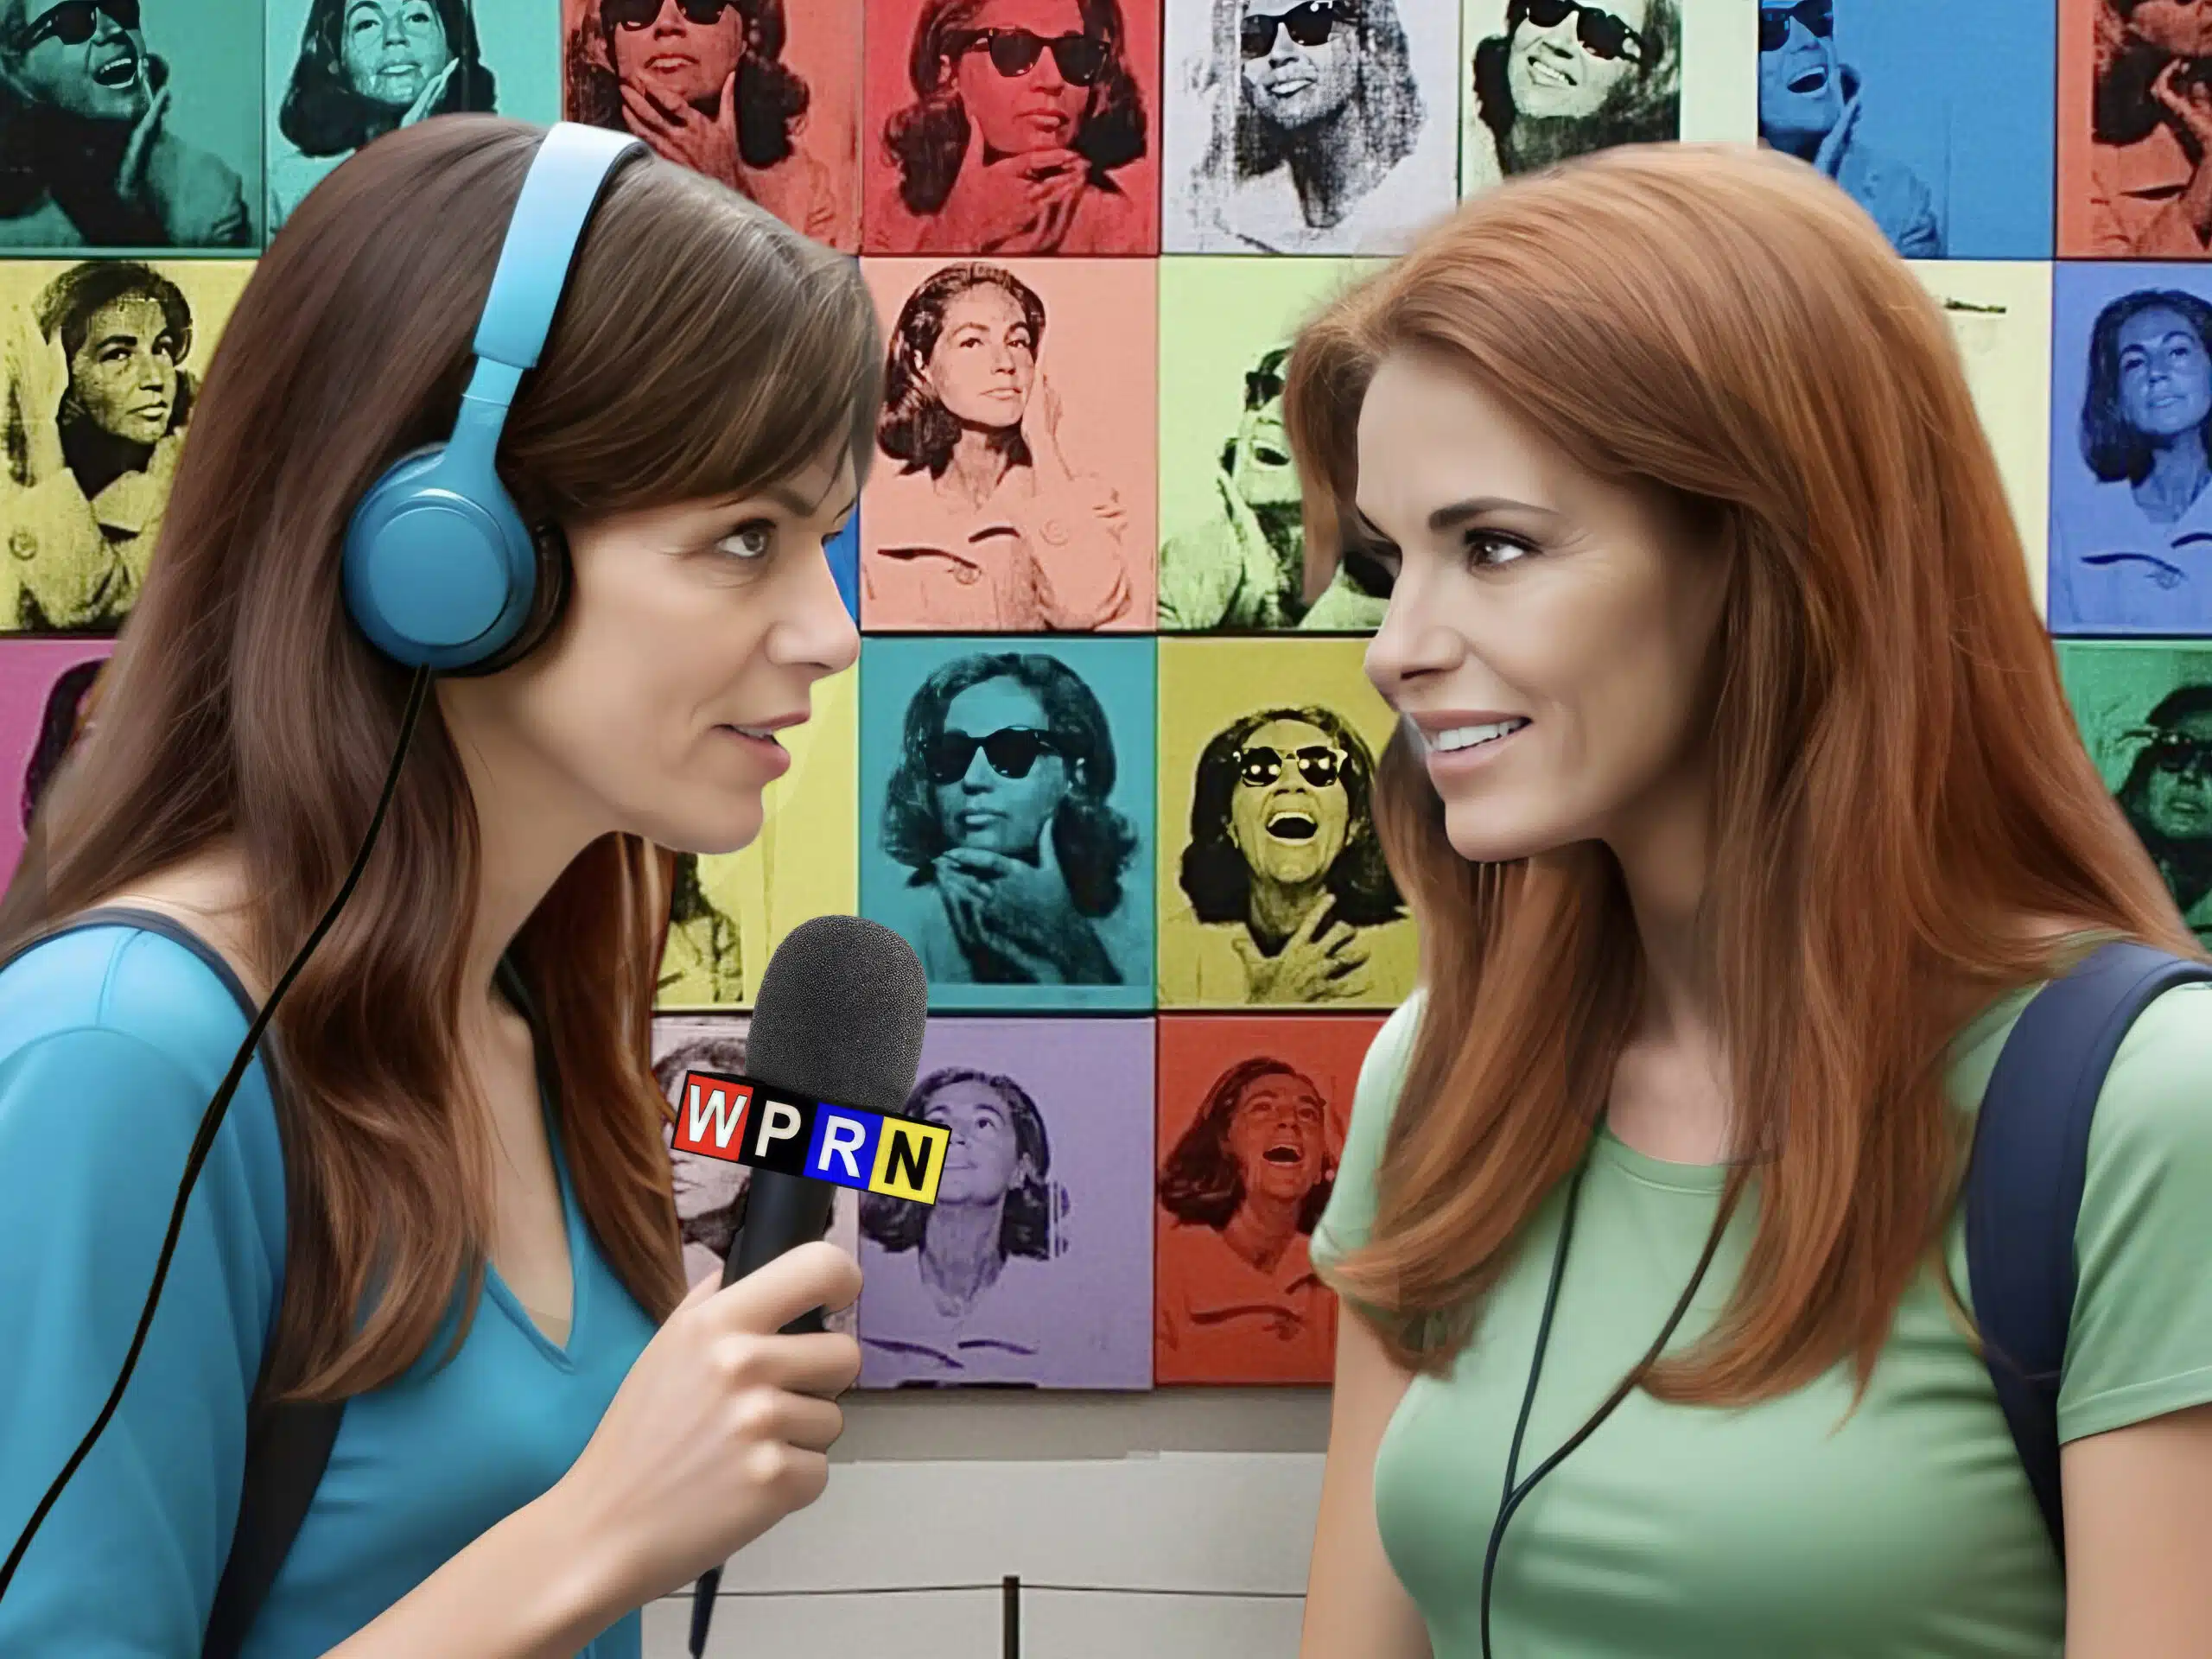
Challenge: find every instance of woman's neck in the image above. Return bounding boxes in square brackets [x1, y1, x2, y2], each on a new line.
[1603, 767, 1733, 1161]
[1285, 107, 1392, 228]
[1220, 1186, 1302, 1274]
[1245, 871, 1329, 950]
[919, 1198, 1009, 1312]
[940, 428, 1019, 509]
[434, 684, 607, 1016]
[60, 416, 154, 502]
[2134, 437, 2212, 525]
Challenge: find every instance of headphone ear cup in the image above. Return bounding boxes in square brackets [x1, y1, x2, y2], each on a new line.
[448, 519, 571, 678]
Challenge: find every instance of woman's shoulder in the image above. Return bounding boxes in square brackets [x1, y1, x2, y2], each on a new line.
[2083, 977, 2212, 1168]
[0, 914, 287, 1223]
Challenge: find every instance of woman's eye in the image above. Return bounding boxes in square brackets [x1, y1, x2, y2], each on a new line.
[1467, 531, 1536, 569]
[715, 522, 775, 561]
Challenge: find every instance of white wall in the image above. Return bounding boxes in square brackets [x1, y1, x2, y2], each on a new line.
[640, 1389, 1332, 1658]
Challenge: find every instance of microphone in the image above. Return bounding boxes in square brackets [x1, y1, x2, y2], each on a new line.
[688, 915, 928, 1659]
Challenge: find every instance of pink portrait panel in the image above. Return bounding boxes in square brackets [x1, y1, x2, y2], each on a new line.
[0, 640, 112, 893]
[862, 0, 1161, 256]
[860, 255, 1159, 632]
[563, 0, 863, 251]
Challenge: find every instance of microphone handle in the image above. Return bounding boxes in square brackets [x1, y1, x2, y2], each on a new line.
[690, 1171, 838, 1655]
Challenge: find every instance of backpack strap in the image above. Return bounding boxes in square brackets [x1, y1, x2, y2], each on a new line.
[1962, 939, 2212, 1565]
[0, 905, 345, 1658]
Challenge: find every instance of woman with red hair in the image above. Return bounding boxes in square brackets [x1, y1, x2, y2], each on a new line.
[1293, 141, 2212, 1658]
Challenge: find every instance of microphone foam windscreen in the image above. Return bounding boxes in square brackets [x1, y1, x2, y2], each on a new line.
[742, 914, 929, 1120]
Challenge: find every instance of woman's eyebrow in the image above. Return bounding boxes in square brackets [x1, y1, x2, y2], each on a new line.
[1425, 495, 1560, 532]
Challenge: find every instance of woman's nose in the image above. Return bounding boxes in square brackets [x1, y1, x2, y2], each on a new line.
[1031, 48, 1067, 91]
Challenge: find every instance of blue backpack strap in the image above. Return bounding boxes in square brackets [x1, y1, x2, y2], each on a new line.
[1963, 939, 2212, 1565]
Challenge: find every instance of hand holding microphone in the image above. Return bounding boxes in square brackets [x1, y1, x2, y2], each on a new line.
[536, 915, 928, 1642]
[553, 1238, 863, 1605]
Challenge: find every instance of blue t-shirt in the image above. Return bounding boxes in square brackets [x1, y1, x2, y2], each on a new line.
[0, 921, 661, 1656]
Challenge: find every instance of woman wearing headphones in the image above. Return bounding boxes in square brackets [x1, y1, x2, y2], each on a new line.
[0, 117, 875, 1656]
[1294, 145, 2212, 1656]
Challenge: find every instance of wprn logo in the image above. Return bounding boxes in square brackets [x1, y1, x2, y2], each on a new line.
[670, 1069, 946, 1205]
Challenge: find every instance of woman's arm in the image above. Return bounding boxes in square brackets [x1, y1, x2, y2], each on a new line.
[1015, 381, 1134, 629]
[2050, 982, 2212, 1656]
[2060, 1404, 2212, 1659]
[1299, 1310, 1430, 1659]
[318, 1489, 629, 1659]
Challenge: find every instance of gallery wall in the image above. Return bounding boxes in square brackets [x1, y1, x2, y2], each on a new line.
[0, 0, 2202, 1462]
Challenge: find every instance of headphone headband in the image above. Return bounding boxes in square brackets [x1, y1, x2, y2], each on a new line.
[474, 122, 644, 383]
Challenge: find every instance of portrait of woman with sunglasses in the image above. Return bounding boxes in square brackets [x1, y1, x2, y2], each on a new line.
[1463, 0, 1680, 190]
[266, 0, 499, 234]
[874, 650, 1148, 995]
[870, 0, 1152, 256]
[565, 0, 848, 247]
[1754, 0, 1941, 257]
[1160, 703, 1413, 1006]
[1170, 0, 1451, 256]
[0, 0, 251, 248]
[866, 261, 1135, 632]
[2114, 682, 2212, 950]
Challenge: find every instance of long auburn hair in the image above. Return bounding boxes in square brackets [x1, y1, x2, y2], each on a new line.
[1283, 143, 2203, 1404]
[0, 116, 881, 1403]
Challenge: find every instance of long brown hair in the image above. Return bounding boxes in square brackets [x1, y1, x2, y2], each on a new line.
[0, 116, 881, 1403]
[1285, 143, 2202, 1404]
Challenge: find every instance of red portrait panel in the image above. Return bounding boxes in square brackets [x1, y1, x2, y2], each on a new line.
[863, 0, 1162, 256]
[1155, 1013, 1382, 1385]
[563, 0, 862, 251]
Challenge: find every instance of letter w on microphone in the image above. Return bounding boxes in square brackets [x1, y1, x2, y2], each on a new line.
[670, 1069, 947, 1205]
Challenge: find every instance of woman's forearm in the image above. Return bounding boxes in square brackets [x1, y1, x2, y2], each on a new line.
[320, 1483, 638, 1659]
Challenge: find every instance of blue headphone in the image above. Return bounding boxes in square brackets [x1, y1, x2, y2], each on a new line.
[341, 122, 647, 673]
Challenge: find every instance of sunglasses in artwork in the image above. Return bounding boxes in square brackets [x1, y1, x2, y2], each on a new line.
[922, 727, 1067, 785]
[15, 0, 140, 50]
[1242, 1, 1339, 60]
[1235, 744, 1344, 789]
[946, 25, 1110, 86]
[1758, 0, 1834, 53]
[1515, 0, 1648, 66]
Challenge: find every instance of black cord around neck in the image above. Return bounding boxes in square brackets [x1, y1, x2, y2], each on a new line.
[1477, 1152, 1737, 1659]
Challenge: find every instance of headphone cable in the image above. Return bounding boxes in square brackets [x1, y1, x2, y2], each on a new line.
[1478, 1156, 1738, 1659]
[0, 663, 435, 1602]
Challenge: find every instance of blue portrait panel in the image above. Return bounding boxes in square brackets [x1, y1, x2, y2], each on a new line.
[1755, 0, 2056, 260]
[2050, 263, 2212, 637]
[264, 0, 565, 237]
[860, 634, 1157, 1013]
[826, 493, 859, 624]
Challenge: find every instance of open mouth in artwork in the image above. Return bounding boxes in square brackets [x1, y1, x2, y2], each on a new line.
[91, 51, 140, 88]
[1264, 808, 1317, 842]
[1263, 1141, 1303, 1165]
[1788, 65, 1827, 94]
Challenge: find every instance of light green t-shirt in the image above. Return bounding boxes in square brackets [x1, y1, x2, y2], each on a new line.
[1312, 979, 2212, 1658]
